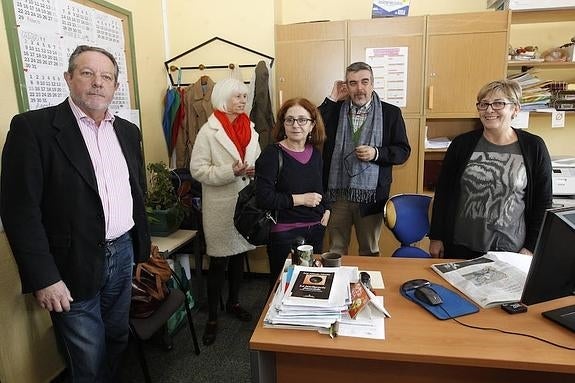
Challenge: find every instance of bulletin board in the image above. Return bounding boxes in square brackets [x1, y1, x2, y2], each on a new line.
[2, 0, 140, 116]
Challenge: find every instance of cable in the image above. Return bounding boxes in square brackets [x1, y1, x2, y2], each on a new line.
[439, 306, 575, 351]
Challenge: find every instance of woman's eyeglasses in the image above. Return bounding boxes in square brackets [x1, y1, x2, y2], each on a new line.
[475, 101, 514, 111]
[284, 117, 313, 126]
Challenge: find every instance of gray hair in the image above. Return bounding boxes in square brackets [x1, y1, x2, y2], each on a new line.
[210, 78, 249, 112]
[67, 45, 119, 84]
[346, 62, 374, 83]
[477, 79, 522, 105]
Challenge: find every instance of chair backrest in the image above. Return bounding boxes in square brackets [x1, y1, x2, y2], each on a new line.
[384, 193, 432, 258]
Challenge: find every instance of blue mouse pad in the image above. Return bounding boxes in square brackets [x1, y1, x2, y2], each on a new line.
[400, 283, 479, 320]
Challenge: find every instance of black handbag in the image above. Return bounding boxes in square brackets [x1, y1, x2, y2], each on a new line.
[234, 147, 283, 246]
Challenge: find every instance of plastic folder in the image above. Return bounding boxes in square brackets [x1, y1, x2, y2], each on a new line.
[400, 283, 479, 320]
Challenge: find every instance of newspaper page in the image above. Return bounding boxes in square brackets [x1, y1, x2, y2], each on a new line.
[431, 252, 532, 308]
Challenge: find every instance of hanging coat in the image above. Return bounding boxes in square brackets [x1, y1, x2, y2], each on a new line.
[175, 77, 215, 168]
[249, 61, 275, 149]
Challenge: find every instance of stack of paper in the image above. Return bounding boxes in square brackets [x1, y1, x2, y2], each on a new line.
[508, 71, 552, 111]
[425, 136, 451, 150]
[263, 265, 389, 339]
[264, 265, 352, 330]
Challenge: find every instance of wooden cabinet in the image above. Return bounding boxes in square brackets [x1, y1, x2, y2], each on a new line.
[422, 11, 510, 193]
[275, 21, 347, 107]
[425, 11, 510, 117]
[348, 16, 426, 116]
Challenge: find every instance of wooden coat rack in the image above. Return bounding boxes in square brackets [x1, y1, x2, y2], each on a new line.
[164, 37, 274, 87]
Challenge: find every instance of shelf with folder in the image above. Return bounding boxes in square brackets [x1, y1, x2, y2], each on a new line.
[422, 118, 480, 193]
[508, 61, 575, 69]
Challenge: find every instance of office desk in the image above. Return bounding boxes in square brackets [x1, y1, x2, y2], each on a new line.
[250, 257, 575, 383]
[151, 229, 197, 256]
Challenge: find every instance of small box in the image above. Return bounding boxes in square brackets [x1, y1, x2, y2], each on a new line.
[372, 0, 410, 18]
[566, 45, 575, 62]
[507, 0, 575, 11]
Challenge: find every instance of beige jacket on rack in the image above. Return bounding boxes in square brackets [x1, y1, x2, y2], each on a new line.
[175, 76, 215, 168]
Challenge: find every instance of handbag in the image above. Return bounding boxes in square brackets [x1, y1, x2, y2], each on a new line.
[130, 244, 172, 318]
[234, 146, 283, 246]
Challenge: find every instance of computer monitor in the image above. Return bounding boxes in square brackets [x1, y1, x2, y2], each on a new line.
[521, 206, 575, 306]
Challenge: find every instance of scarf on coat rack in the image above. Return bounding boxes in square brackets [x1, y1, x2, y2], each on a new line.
[214, 110, 251, 161]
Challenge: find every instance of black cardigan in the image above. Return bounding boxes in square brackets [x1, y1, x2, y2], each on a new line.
[429, 128, 553, 253]
[255, 144, 329, 224]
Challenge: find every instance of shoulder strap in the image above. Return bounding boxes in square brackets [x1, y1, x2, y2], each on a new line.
[275, 143, 283, 185]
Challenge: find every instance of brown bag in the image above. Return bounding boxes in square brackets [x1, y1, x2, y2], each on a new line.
[130, 245, 172, 318]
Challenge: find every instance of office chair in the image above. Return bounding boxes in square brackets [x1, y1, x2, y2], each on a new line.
[384, 193, 433, 258]
[129, 270, 200, 383]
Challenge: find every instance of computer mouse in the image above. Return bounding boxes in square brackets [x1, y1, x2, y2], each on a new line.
[401, 278, 431, 292]
[414, 286, 443, 306]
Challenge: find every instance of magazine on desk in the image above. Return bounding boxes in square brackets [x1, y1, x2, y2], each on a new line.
[431, 252, 532, 308]
[263, 264, 388, 338]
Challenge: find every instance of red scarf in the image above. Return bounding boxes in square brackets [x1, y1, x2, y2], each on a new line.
[214, 110, 251, 161]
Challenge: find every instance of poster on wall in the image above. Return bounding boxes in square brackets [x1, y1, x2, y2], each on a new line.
[13, 0, 130, 111]
[372, 0, 410, 18]
[365, 47, 408, 108]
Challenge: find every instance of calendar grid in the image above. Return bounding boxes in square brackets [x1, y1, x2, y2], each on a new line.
[10, 0, 133, 112]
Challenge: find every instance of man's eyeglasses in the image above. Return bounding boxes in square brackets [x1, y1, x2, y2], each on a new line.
[344, 151, 371, 178]
[475, 101, 514, 111]
[284, 117, 313, 126]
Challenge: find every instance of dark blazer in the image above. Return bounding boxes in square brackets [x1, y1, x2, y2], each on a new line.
[319, 98, 411, 216]
[1, 100, 151, 300]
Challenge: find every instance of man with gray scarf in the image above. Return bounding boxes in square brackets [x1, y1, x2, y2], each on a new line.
[320, 62, 410, 256]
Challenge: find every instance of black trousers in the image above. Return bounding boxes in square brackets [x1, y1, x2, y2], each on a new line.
[206, 253, 245, 321]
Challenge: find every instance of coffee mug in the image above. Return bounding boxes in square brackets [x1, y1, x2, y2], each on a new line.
[320, 252, 342, 267]
[296, 244, 314, 267]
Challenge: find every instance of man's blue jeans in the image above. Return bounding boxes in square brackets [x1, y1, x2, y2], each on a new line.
[51, 232, 134, 383]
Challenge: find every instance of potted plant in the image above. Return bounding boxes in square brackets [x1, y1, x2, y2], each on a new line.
[145, 162, 185, 236]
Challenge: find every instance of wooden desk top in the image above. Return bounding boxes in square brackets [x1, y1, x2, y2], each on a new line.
[151, 229, 197, 255]
[250, 256, 575, 374]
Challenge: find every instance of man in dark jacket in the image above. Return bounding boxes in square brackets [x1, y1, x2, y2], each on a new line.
[1, 45, 150, 382]
[320, 62, 410, 256]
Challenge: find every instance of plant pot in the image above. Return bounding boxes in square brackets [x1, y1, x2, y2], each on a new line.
[148, 205, 184, 237]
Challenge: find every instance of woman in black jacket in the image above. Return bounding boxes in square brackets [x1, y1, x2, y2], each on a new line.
[429, 79, 552, 259]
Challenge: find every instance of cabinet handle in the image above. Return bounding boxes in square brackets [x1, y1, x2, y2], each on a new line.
[279, 90, 283, 106]
[428, 85, 434, 110]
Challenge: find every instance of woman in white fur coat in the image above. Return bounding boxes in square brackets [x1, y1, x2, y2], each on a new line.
[190, 78, 261, 346]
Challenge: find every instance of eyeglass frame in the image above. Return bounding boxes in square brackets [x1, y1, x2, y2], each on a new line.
[343, 150, 371, 178]
[475, 101, 515, 111]
[283, 117, 314, 126]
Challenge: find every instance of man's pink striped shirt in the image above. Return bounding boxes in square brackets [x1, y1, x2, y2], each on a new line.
[69, 99, 134, 240]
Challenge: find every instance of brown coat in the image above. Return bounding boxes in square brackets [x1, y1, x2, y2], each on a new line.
[175, 76, 215, 168]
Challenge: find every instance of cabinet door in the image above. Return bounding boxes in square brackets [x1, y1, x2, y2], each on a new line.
[276, 21, 347, 107]
[426, 11, 510, 117]
[349, 16, 425, 116]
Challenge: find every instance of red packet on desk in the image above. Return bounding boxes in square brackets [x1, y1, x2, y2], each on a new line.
[348, 282, 369, 318]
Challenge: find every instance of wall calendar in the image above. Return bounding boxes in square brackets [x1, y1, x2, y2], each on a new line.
[8, 0, 133, 112]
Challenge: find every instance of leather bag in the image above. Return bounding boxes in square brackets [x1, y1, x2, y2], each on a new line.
[234, 146, 283, 246]
[130, 245, 172, 318]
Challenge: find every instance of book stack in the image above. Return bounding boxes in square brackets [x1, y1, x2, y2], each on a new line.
[507, 70, 552, 111]
[263, 265, 389, 339]
[263, 265, 351, 331]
